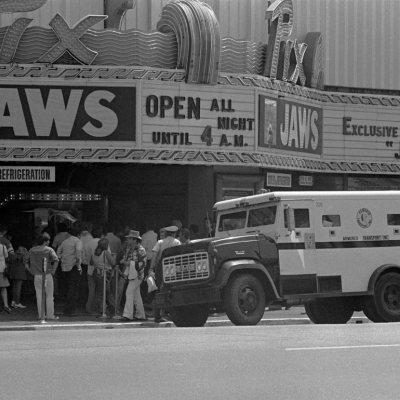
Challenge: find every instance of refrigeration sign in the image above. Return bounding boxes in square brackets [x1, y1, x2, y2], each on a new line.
[0, 85, 136, 141]
[0, 166, 55, 182]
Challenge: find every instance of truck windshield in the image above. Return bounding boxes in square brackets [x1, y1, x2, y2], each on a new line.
[218, 211, 247, 231]
[248, 206, 277, 227]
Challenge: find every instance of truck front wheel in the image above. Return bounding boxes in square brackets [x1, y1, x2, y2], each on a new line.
[305, 298, 354, 324]
[169, 305, 209, 327]
[224, 274, 266, 326]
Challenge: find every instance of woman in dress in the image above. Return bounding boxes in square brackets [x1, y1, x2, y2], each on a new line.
[90, 238, 116, 316]
[10, 245, 29, 308]
[0, 243, 13, 314]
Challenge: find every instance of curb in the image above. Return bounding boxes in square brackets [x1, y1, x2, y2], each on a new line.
[0, 316, 369, 332]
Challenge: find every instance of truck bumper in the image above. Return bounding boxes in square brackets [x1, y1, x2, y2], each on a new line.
[155, 286, 222, 308]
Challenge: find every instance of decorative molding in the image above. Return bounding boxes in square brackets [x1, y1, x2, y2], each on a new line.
[157, 0, 221, 85]
[104, 0, 135, 30]
[220, 38, 266, 76]
[0, 146, 399, 174]
[0, 18, 33, 63]
[0, 0, 47, 13]
[0, 63, 399, 109]
[36, 14, 108, 65]
[0, 64, 186, 81]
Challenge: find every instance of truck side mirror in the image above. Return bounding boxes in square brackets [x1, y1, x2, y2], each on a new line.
[284, 206, 295, 232]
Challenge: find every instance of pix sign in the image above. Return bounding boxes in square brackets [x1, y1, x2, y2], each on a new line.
[0, 85, 136, 141]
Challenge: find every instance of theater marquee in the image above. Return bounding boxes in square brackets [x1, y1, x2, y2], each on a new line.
[259, 95, 323, 156]
[0, 85, 136, 141]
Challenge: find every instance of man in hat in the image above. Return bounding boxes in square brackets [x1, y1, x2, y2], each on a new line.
[149, 226, 181, 323]
[120, 230, 147, 321]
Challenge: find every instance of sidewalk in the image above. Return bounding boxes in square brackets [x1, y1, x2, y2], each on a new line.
[0, 301, 370, 331]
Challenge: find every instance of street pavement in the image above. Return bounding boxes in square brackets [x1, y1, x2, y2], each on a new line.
[1, 323, 398, 400]
[0, 300, 370, 331]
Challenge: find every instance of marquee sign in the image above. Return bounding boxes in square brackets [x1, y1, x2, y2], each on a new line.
[142, 83, 256, 150]
[0, 85, 136, 141]
[259, 95, 323, 155]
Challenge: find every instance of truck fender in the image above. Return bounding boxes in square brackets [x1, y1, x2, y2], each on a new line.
[367, 264, 400, 293]
[216, 259, 281, 302]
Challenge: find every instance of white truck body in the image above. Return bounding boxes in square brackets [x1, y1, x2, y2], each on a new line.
[214, 191, 400, 298]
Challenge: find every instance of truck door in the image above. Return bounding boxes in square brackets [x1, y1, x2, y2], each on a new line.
[278, 201, 318, 295]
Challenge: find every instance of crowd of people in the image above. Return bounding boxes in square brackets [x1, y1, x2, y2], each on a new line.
[0, 216, 216, 320]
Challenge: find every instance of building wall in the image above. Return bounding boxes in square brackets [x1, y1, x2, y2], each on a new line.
[123, 0, 400, 91]
[1, 0, 398, 90]
[0, 0, 104, 29]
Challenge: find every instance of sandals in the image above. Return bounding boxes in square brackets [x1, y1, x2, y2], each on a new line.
[2, 306, 14, 314]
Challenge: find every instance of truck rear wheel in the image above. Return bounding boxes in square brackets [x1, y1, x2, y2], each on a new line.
[362, 296, 386, 323]
[224, 274, 266, 326]
[305, 298, 354, 324]
[169, 305, 209, 327]
[372, 272, 400, 322]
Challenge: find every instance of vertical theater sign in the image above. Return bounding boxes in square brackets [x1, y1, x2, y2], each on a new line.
[0, 0, 399, 174]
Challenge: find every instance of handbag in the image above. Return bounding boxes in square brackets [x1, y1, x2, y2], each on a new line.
[147, 276, 158, 293]
[2, 245, 10, 278]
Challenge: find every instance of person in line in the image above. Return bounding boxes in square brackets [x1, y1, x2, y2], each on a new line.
[51, 222, 70, 299]
[204, 217, 215, 238]
[104, 223, 121, 256]
[0, 224, 14, 257]
[159, 228, 166, 240]
[56, 227, 83, 316]
[84, 226, 109, 314]
[189, 224, 201, 240]
[25, 234, 59, 320]
[0, 241, 12, 314]
[140, 222, 158, 304]
[120, 230, 147, 321]
[77, 221, 93, 307]
[90, 238, 116, 317]
[172, 220, 183, 230]
[51, 223, 70, 250]
[179, 228, 191, 245]
[10, 245, 29, 308]
[149, 226, 181, 323]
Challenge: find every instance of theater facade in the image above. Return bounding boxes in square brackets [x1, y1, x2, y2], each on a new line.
[1, 0, 400, 244]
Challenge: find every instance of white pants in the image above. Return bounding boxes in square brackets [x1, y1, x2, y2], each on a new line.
[34, 274, 55, 319]
[123, 278, 145, 319]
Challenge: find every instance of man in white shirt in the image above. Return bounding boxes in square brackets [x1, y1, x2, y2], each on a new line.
[78, 222, 93, 310]
[140, 223, 158, 303]
[56, 227, 83, 316]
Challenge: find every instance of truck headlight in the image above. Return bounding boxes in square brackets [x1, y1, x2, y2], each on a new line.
[165, 267, 170, 275]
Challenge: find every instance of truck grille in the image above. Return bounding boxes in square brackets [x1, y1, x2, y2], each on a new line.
[163, 252, 210, 283]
